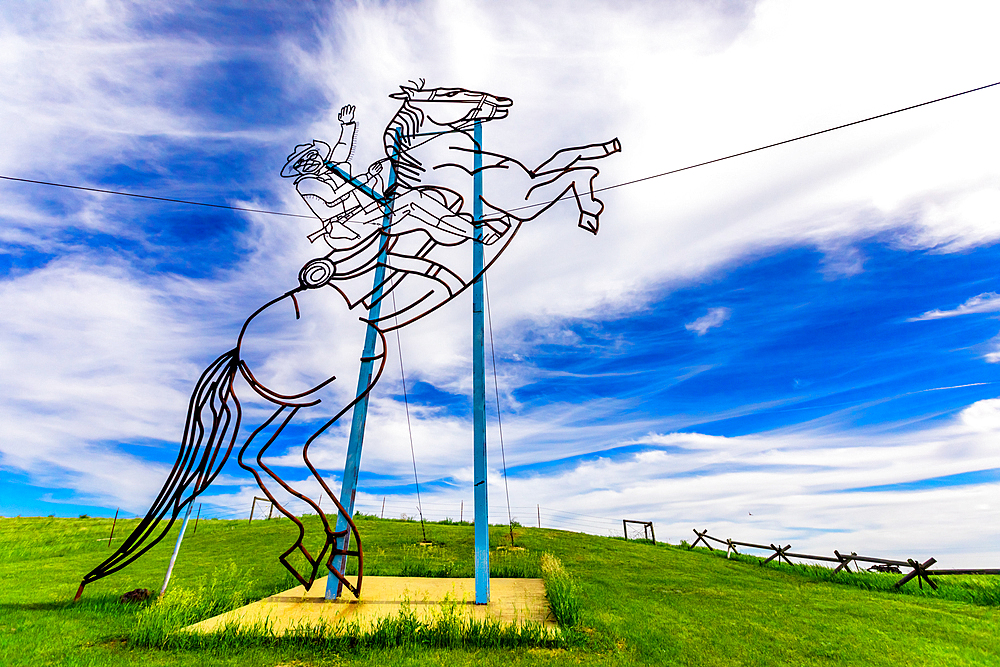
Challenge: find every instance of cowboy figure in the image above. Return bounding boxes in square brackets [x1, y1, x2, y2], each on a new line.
[282, 105, 387, 247]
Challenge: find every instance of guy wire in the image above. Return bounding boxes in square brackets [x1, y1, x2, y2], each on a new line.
[484, 274, 515, 546]
[391, 288, 427, 542]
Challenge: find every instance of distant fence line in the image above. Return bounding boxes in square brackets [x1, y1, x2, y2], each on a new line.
[65, 496, 642, 542]
[232, 495, 633, 537]
[689, 528, 1000, 590]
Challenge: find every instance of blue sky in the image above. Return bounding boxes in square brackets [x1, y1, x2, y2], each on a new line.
[2, 0, 1000, 565]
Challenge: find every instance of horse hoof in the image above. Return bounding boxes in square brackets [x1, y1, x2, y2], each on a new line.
[578, 212, 600, 235]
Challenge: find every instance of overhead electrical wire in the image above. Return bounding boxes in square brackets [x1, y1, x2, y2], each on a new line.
[0, 174, 315, 219]
[2, 79, 998, 216]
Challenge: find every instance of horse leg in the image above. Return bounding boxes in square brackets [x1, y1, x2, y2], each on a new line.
[237, 404, 334, 589]
[522, 166, 603, 233]
[299, 327, 388, 597]
[533, 138, 621, 174]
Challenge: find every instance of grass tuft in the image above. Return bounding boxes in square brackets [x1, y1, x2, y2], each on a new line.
[540, 552, 580, 628]
[131, 595, 561, 650]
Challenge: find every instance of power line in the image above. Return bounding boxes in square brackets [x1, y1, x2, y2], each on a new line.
[0, 175, 313, 219]
[508, 78, 1000, 211]
[2, 79, 997, 217]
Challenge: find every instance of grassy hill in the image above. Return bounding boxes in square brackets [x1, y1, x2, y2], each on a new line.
[1, 515, 998, 666]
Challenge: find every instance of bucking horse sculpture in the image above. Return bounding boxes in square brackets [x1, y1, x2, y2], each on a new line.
[76, 81, 620, 601]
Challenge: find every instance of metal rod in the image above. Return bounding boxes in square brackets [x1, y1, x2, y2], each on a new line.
[107, 509, 119, 547]
[537, 504, 540, 529]
[472, 118, 489, 605]
[328, 130, 400, 601]
[381, 497, 386, 519]
[159, 503, 193, 597]
[249, 497, 256, 525]
[192, 504, 201, 535]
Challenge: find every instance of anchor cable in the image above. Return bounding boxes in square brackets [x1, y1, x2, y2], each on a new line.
[484, 274, 515, 546]
[391, 289, 427, 542]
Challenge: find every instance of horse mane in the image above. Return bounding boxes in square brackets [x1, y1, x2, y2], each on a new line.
[383, 96, 425, 193]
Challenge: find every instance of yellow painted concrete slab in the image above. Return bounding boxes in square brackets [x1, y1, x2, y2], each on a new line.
[186, 576, 554, 635]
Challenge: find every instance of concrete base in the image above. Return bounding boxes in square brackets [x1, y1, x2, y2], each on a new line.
[185, 576, 554, 635]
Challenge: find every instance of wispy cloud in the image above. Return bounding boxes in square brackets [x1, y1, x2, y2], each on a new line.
[685, 307, 731, 335]
[909, 292, 1000, 321]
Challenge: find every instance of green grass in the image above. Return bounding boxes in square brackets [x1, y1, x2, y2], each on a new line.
[2, 516, 1000, 665]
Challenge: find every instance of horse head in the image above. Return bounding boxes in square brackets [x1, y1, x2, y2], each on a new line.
[389, 80, 512, 128]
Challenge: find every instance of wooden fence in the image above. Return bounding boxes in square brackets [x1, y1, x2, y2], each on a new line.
[689, 528, 1000, 590]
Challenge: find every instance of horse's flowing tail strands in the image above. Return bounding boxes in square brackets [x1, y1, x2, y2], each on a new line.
[74, 349, 241, 601]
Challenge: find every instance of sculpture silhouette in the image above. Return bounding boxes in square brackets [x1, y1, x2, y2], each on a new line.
[76, 81, 620, 601]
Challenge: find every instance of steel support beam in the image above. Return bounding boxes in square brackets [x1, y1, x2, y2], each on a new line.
[472, 119, 490, 604]
[327, 136, 399, 600]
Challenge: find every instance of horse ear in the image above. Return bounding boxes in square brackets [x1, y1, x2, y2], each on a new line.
[390, 84, 418, 100]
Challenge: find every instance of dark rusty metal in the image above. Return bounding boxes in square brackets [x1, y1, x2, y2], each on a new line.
[75, 81, 620, 602]
[868, 563, 902, 574]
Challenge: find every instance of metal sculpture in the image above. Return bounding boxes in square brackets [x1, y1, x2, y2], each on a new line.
[75, 81, 620, 601]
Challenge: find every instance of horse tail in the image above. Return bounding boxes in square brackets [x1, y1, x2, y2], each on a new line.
[74, 349, 242, 601]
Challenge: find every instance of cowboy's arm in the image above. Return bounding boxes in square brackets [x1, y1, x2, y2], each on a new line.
[330, 105, 357, 163]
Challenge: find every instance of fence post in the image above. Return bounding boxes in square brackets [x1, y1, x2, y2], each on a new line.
[726, 539, 738, 559]
[896, 557, 938, 590]
[537, 504, 541, 529]
[382, 497, 386, 519]
[623, 519, 628, 540]
[107, 508, 119, 547]
[689, 529, 713, 550]
[833, 550, 856, 573]
[192, 504, 201, 535]
[762, 543, 792, 566]
[249, 497, 257, 525]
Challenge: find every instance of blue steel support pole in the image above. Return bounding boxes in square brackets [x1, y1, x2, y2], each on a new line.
[327, 137, 399, 600]
[472, 119, 490, 604]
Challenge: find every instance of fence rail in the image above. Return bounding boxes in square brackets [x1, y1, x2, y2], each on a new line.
[689, 528, 1000, 590]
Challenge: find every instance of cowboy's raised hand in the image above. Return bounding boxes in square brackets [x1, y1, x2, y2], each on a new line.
[339, 105, 355, 124]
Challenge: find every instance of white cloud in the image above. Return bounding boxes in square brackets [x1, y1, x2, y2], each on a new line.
[3, 0, 1000, 558]
[909, 291, 1000, 321]
[685, 307, 732, 335]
